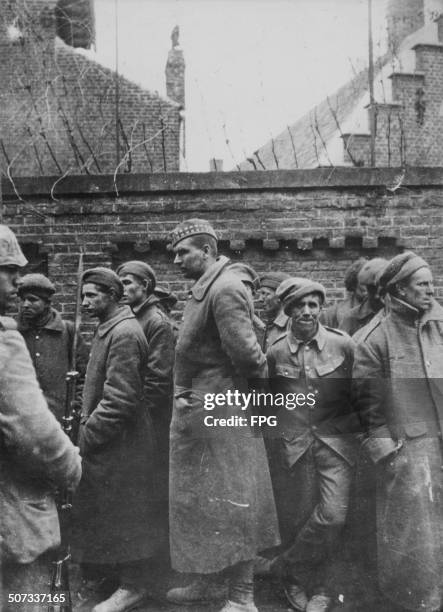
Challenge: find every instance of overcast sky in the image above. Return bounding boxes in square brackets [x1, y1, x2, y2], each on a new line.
[90, 0, 389, 171]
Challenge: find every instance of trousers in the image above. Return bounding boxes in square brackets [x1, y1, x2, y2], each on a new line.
[274, 438, 353, 593]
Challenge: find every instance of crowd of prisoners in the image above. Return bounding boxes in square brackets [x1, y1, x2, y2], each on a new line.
[0, 218, 441, 612]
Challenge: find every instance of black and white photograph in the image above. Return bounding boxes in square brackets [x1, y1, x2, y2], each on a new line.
[1, 1, 443, 611]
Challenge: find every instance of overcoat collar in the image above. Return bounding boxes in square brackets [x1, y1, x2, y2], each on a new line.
[97, 305, 135, 338]
[132, 293, 159, 315]
[390, 296, 443, 327]
[191, 256, 231, 302]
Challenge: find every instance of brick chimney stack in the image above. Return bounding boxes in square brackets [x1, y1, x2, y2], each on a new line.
[165, 25, 185, 108]
[0, 0, 57, 92]
[387, 0, 424, 51]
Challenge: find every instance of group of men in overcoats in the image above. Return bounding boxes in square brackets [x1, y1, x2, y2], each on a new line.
[1, 218, 443, 612]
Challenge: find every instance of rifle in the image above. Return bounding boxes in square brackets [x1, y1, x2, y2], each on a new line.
[49, 251, 84, 612]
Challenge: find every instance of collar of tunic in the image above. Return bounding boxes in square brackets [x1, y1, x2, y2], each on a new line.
[287, 322, 327, 354]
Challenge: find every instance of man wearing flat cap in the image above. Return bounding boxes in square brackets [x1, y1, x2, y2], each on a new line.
[17, 273, 88, 424]
[0, 226, 81, 610]
[267, 277, 357, 612]
[72, 267, 164, 612]
[167, 219, 280, 612]
[117, 260, 174, 561]
[258, 271, 291, 350]
[353, 252, 443, 612]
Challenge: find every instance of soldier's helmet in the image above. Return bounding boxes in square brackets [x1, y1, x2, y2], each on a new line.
[0, 225, 28, 268]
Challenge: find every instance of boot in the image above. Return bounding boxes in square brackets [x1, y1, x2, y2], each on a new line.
[166, 575, 227, 605]
[219, 601, 258, 612]
[92, 586, 149, 612]
[282, 581, 309, 611]
[306, 593, 333, 612]
[223, 560, 257, 612]
[74, 578, 117, 611]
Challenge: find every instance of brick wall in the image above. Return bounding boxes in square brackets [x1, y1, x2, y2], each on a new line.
[2, 167, 443, 333]
[0, 0, 181, 177]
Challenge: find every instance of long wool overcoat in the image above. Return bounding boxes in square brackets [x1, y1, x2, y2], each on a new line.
[353, 297, 443, 612]
[171, 256, 280, 574]
[72, 306, 164, 564]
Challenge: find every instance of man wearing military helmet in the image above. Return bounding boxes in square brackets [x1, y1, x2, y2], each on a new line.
[0, 225, 81, 610]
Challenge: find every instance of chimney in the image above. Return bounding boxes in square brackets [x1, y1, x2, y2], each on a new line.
[387, 0, 424, 51]
[165, 25, 185, 108]
[55, 0, 95, 49]
[0, 0, 57, 91]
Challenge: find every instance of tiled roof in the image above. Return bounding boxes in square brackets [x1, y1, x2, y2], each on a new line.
[239, 67, 371, 171]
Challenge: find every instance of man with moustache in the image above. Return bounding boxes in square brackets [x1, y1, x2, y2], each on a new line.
[167, 219, 279, 612]
[17, 273, 88, 424]
[72, 268, 163, 612]
[0, 225, 81, 611]
[267, 278, 356, 612]
[353, 252, 443, 612]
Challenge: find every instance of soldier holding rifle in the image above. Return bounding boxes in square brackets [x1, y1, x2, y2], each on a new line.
[0, 225, 81, 611]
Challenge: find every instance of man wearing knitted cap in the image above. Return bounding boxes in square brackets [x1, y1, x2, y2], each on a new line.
[0, 226, 81, 610]
[341, 257, 388, 337]
[167, 219, 280, 612]
[353, 252, 443, 612]
[17, 273, 89, 424]
[320, 258, 367, 329]
[267, 277, 357, 612]
[72, 267, 163, 612]
[258, 271, 291, 349]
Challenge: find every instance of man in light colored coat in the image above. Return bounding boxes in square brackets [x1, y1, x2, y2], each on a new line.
[0, 225, 81, 611]
[167, 219, 280, 612]
[353, 251, 443, 612]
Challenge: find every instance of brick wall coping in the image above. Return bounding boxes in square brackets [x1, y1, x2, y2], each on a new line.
[3, 167, 443, 198]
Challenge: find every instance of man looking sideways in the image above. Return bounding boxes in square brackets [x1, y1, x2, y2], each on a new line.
[72, 267, 163, 612]
[353, 252, 443, 612]
[116, 260, 174, 538]
[167, 219, 279, 612]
